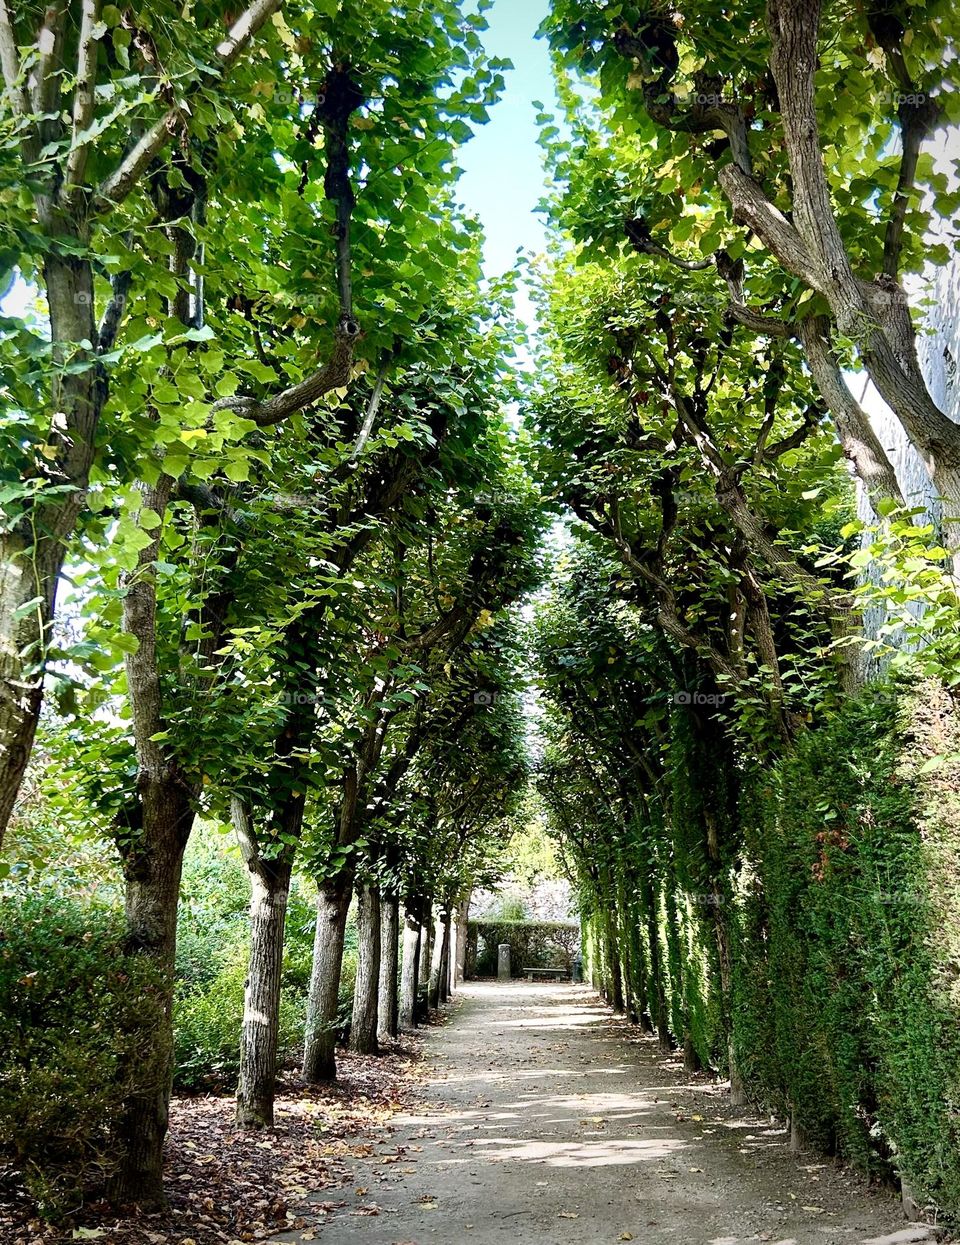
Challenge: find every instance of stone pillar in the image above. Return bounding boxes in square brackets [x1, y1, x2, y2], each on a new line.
[497, 943, 511, 981]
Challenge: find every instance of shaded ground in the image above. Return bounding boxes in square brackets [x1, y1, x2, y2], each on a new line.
[272, 982, 944, 1245]
[2, 1046, 422, 1245]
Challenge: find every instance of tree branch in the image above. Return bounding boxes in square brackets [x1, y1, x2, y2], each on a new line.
[766, 0, 861, 311]
[350, 356, 391, 461]
[716, 165, 823, 292]
[883, 95, 940, 279]
[211, 66, 363, 427]
[61, 0, 102, 205]
[625, 216, 713, 270]
[93, 0, 283, 213]
[212, 320, 358, 426]
[29, 3, 66, 127]
[0, 0, 27, 117]
[798, 315, 904, 508]
[97, 268, 133, 352]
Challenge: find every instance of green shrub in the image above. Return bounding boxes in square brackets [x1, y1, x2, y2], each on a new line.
[174, 945, 305, 1091]
[0, 895, 164, 1217]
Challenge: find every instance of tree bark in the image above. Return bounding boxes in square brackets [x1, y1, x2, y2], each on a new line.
[418, 905, 433, 1021]
[377, 893, 400, 1043]
[641, 874, 672, 1054]
[400, 909, 421, 1030]
[109, 785, 194, 1208]
[109, 470, 200, 1208]
[603, 906, 625, 1012]
[452, 894, 470, 989]
[232, 790, 297, 1129]
[438, 907, 452, 1003]
[302, 876, 352, 1082]
[428, 910, 448, 1009]
[0, 250, 99, 846]
[350, 882, 381, 1054]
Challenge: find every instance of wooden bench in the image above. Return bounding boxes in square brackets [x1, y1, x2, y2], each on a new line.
[523, 966, 571, 982]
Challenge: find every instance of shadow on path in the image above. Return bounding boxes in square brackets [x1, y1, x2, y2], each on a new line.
[272, 981, 940, 1245]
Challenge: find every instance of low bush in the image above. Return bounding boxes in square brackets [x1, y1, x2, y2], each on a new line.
[174, 946, 306, 1091]
[0, 894, 164, 1217]
[172, 845, 359, 1088]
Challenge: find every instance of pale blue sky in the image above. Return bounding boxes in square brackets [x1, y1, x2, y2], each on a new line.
[455, 0, 555, 280]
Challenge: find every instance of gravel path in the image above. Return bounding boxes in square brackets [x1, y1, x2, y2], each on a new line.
[274, 981, 942, 1245]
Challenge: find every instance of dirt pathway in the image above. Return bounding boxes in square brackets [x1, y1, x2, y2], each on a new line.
[274, 981, 942, 1245]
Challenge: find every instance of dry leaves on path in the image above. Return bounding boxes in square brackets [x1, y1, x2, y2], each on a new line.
[0, 1042, 422, 1245]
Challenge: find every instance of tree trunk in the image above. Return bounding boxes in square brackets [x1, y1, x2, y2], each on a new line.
[586, 913, 601, 990]
[438, 907, 452, 1003]
[711, 891, 746, 1104]
[0, 251, 100, 847]
[615, 875, 636, 1020]
[350, 883, 381, 1054]
[109, 785, 193, 1209]
[418, 905, 433, 1021]
[604, 906, 625, 1012]
[628, 903, 653, 1032]
[453, 894, 470, 987]
[419, 905, 433, 983]
[377, 894, 400, 1043]
[302, 876, 352, 1082]
[641, 874, 672, 1054]
[235, 844, 293, 1128]
[428, 911, 446, 1009]
[400, 910, 420, 1029]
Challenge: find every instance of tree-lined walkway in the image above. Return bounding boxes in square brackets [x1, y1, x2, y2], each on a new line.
[275, 983, 935, 1244]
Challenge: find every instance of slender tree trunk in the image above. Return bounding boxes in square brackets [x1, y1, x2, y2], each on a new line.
[400, 908, 421, 1030]
[604, 906, 625, 1012]
[428, 910, 448, 1009]
[302, 876, 352, 1081]
[350, 882, 381, 1054]
[419, 905, 433, 982]
[615, 874, 636, 1020]
[0, 251, 100, 847]
[453, 894, 470, 986]
[0, 535, 59, 841]
[438, 906, 452, 1003]
[641, 872, 672, 1053]
[587, 913, 601, 990]
[235, 828, 293, 1128]
[418, 905, 433, 1021]
[663, 878, 695, 1063]
[109, 787, 193, 1208]
[377, 893, 400, 1043]
[710, 889, 746, 1103]
[628, 901, 653, 1032]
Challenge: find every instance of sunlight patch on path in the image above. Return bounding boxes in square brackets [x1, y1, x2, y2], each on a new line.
[471, 1135, 689, 1166]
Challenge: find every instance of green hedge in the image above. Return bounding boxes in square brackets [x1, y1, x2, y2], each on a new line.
[732, 682, 960, 1213]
